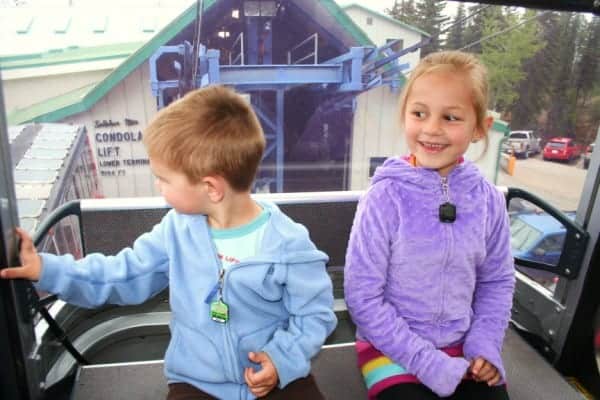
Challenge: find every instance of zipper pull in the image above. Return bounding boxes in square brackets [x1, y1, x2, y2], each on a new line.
[439, 177, 456, 223]
[218, 268, 225, 287]
[204, 269, 225, 304]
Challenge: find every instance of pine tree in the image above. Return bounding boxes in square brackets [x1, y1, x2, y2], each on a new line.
[510, 12, 558, 131]
[414, 0, 448, 55]
[445, 3, 466, 50]
[385, 0, 418, 27]
[480, 8, 543, 112]
[546, 13, 582, 138]
[574, 17, 600, 109]
[463, 4, 494, 54]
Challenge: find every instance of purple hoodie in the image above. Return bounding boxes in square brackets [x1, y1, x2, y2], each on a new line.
[344, 157, 515, 397]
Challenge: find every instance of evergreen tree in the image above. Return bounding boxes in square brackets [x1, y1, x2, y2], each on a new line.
[585, 84, 600, 144]
[480, 8, 543, 112]
[385, 0, 418, 27]
[546, 13, 582, 138]
[445, 2, 466, 50]
[574, 17, 600, 110]
[463, 4, 495, 54]
[510, 12, 558, 131]
[414, 0, 448, 55]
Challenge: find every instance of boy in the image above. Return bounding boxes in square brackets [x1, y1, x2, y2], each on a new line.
[1, 85, 337, 400]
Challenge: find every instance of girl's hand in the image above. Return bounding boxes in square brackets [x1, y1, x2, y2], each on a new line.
[244, 351, 279, 398]
[0, 227, 42, 281]
[470, 357, 501, 386]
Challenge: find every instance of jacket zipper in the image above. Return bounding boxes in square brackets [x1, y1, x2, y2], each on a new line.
[219, 268, 243, 382]
[441, 176, 450, 204]
[208, 237, 241, 383]
[214, 259, 275, 384]
[437, 177, 453, 328]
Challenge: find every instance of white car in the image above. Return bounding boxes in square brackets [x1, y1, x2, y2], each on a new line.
[507, 130, 542, 159]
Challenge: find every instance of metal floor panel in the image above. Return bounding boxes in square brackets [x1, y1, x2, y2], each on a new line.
[72, 328, 583, 400]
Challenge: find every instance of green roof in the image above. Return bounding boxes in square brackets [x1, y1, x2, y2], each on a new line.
[343, 3, 431, 37]
[8, 83, 96, 125]
[7, 0, 374, 125]
[320, 0, 373, 46]
[0, 42, 143, 70]
[7, 0, 206, 126]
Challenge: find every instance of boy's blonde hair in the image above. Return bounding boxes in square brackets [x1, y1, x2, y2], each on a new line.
[399, 50, 490, 135]
[144, 85, 265, 192]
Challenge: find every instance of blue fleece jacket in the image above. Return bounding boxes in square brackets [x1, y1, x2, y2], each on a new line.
[36, 201, 337, 400]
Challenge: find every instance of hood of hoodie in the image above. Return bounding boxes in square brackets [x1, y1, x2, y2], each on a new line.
[372, 156, 485, 195]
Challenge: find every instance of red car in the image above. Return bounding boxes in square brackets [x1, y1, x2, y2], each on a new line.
[543, 137, 582, 162]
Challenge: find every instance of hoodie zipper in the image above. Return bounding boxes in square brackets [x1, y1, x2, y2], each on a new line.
[441, 177, 450, 203]
[210, 259, 277, 384]
[218, 260, 282, 384]
[219, 267, 243, 382]
[206, 234, 242, 383]
[437, 177, 454, 330]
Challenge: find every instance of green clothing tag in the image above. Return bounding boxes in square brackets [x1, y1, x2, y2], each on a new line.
[210, 300, 229, 323]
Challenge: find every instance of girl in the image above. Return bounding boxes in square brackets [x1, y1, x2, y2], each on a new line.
[344, 51, 515, 399]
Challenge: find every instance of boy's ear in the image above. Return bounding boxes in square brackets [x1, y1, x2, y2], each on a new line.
[202, 175, 226, 202]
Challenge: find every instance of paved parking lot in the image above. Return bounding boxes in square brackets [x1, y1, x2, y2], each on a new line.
[497, 155, 588, 211]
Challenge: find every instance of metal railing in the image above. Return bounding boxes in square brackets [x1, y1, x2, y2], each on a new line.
[229, 32, 245, 65]
[30, 200, 90, 365]
[287, 33, 318, 65]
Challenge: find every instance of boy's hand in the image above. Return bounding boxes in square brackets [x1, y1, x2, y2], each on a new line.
[0, 227, 42, 281]
[244, 351, 278, 398]
[470, 357, 501, 386]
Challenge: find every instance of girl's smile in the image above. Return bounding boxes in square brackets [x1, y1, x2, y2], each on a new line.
[418, 141, 449, 153]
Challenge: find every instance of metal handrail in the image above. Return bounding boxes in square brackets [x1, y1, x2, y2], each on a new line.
[229, 32, 245, 65]
[29, 200, 89, 365]
[33, 200, 83, 250]
[287, 33, 318, 65]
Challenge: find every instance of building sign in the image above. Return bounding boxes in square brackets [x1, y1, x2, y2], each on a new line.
[93, 118, 150, 178]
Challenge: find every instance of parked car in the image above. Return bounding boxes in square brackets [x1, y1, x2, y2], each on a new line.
[583, 143, 595, 169]
[507, 130, 541, 158]
[509, 211, 575, 288]
[510, 211, 573, 266]
[542, 137, 582, 162]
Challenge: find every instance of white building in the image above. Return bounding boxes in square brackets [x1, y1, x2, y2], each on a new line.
[4, 1, 507, 198]
[342, 3, 428, 72]
[0, 4, 188, 112]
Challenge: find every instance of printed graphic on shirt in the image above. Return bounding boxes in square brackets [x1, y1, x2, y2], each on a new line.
[211, 208, 270, 269]
[217, 253, 240, 266]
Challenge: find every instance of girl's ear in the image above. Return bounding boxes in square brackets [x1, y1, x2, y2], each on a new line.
[474, 116, 494, 142]
[484, 115, 494, 131]
[202, 175, 225, 203]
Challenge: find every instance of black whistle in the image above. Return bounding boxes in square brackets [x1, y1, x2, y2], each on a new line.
[439, 202, 456, 223]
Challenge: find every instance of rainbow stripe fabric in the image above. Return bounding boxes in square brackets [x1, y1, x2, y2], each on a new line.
[356, 340, 465, 399]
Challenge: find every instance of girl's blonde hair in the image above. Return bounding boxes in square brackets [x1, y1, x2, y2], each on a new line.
[143, 85, 265, 192]
[398, 50, 490, 135]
